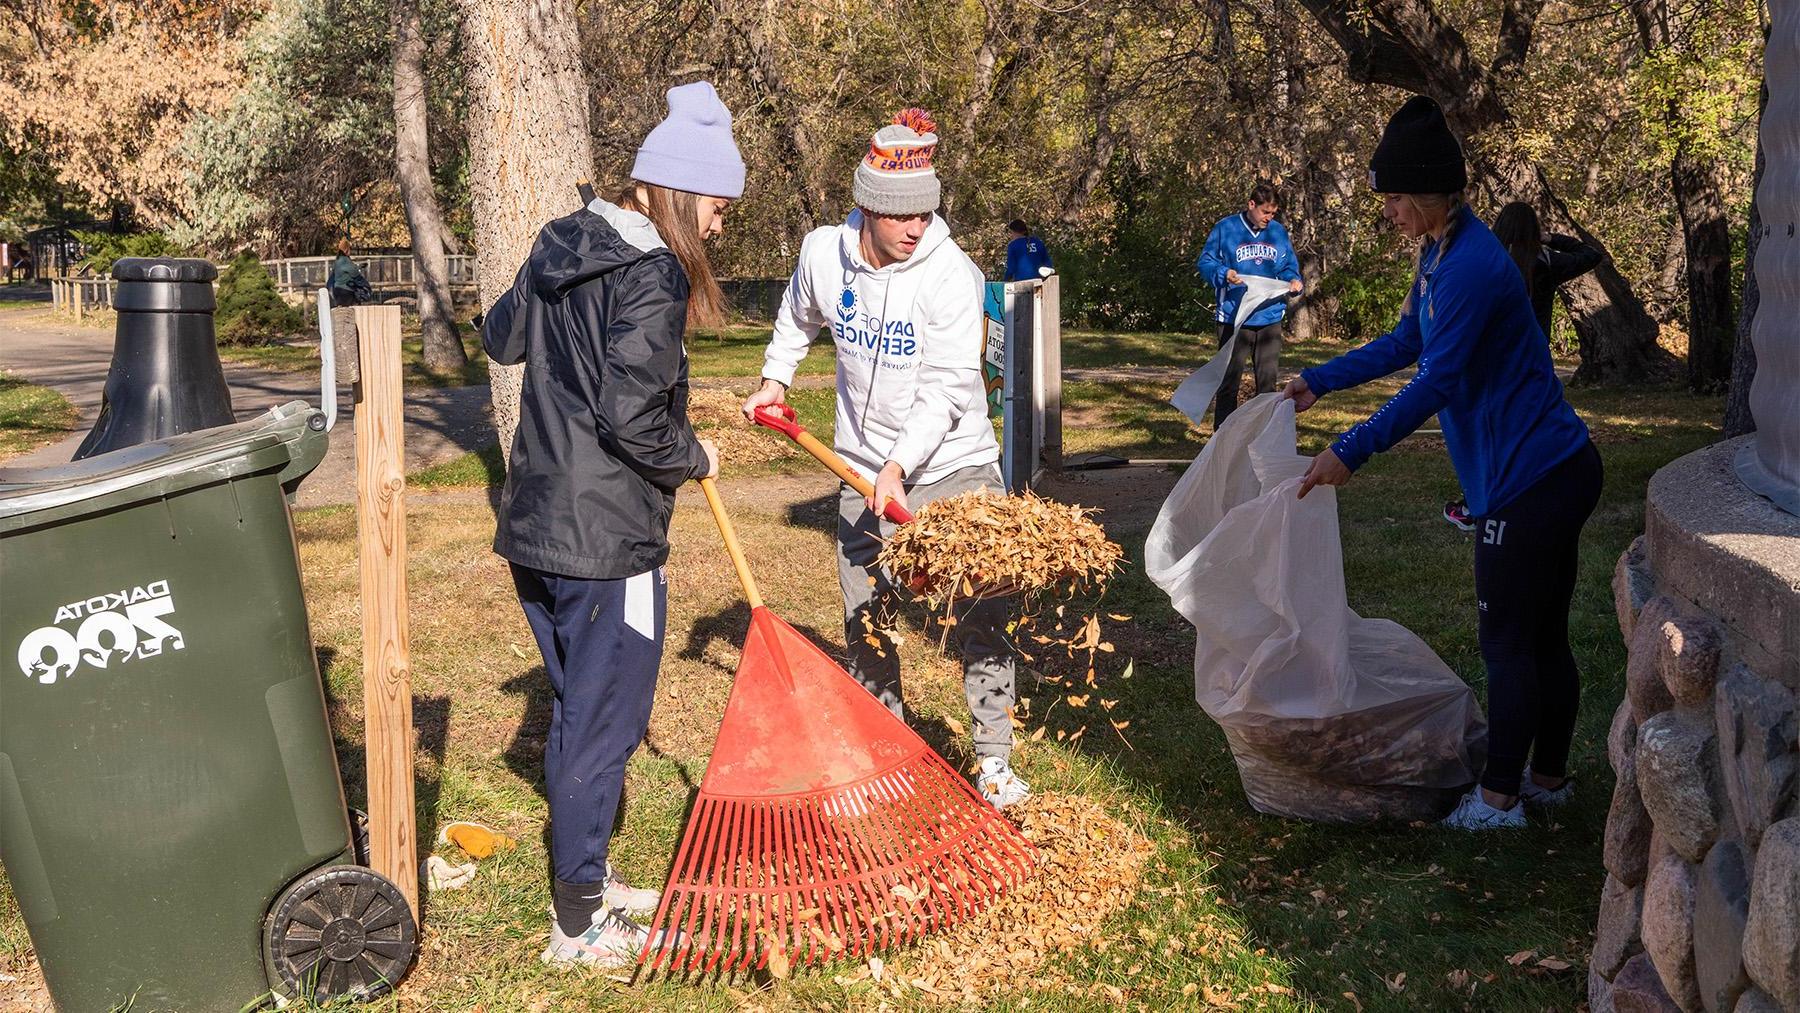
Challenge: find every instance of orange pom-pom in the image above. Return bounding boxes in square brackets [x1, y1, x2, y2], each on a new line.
[892, 107, 938, 136]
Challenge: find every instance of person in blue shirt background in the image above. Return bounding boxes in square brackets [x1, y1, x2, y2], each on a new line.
[1196, 183, 1303, 426]
[1282, 96, 1603, 832]
[1003, 219, 1053, 281]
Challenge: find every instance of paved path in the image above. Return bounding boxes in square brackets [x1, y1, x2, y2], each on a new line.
[0, 307, 494, 507]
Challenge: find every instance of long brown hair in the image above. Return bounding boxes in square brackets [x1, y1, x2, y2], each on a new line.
[616, 183, 725, 328]
[1491, 201, 1543, 299]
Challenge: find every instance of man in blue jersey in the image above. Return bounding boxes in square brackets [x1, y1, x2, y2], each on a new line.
[1196, 183, 1303, 425]
[1003, 220, 1054, 281]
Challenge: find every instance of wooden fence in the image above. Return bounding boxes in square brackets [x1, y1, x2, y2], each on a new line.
[48, 256, 788, 325]
[47, 277, 117, 321]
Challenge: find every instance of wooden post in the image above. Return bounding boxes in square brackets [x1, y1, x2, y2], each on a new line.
[353, 304, 418, 925]
[1036, 274, 1063, 474]
[73, 282, 82, 322]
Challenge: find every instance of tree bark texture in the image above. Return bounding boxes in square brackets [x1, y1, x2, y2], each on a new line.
[1672, 150, 1738, 391]
[393, 0, 466, 374]
[453, 0, 594, 461]
[1298, 0, 1672, 383]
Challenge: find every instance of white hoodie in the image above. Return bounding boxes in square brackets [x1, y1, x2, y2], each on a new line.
[761, 210, 998, 485]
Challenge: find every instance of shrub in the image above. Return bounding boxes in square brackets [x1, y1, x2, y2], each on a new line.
[75, 230, 182, 275]
[1316, 238, 1415, 340]
[215, 249, 302, 345]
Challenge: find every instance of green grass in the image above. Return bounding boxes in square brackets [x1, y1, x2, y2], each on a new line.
[0, 332, 1725, 1010]
[218, 323, 488, 389]
[684, 323, 838, 378]
[0, 369, 78, 460]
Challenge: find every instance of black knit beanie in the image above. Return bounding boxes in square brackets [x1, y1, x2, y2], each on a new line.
[1368, 96, 1467, 194]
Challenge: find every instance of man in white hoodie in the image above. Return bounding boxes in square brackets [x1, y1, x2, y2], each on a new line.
[742, 108, 1027, 808]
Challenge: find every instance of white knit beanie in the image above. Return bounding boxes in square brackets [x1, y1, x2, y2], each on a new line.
[852, 108, 941, 216]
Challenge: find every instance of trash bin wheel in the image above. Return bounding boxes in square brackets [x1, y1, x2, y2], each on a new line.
[265, 864, 415, 1002]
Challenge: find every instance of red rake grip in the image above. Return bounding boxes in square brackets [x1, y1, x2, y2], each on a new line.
[752, 403, 914, 524]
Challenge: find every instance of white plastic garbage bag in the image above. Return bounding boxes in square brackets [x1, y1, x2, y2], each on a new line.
[1145, 394, 1487, 822]
[1169, 275, 1293, 425]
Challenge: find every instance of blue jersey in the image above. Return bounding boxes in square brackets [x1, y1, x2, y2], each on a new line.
[1300, 204, 1590, 516]
[1004, 236, 1053, 282]
[1196, 213, 1300, 328]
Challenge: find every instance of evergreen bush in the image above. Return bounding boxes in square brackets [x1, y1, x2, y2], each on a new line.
[215, 249, 302, 345]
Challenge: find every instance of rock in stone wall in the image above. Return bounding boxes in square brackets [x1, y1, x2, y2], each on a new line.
[1643, 855, 1703, 1012]
[1695, 840, 1754, 1013]
[1742, 819, 1800, 1010]
[1592, 434, 1800, 1013]
[1717, 666, 1799, 852]
[1637, 711, 1726, 864]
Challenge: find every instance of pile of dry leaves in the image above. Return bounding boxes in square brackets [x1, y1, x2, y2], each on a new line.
[877, 490, 1123, 608]
[841, 792, 1155, 1003]
[687, 388, 797, 466]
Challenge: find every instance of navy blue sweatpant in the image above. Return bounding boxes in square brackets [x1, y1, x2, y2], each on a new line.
[510, 564, 665, 929]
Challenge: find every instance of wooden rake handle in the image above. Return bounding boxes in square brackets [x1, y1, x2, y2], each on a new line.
[751, 403, 915, 524]
[698, 477, 763, 610]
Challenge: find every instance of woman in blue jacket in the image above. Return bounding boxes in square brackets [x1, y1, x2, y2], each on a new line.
[1282, 96, 1603, 831]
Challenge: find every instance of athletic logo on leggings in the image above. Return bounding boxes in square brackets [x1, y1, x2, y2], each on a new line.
[1483, 519, 1507, 545]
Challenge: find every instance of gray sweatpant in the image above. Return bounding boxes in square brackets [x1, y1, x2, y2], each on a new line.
[837, 463, 1017, 760]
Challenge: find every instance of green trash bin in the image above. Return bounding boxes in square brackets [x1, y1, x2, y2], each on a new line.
[0, 402, 415, 1010]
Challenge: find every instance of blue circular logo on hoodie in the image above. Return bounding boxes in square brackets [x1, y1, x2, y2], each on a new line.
[840, 288, 856, 310]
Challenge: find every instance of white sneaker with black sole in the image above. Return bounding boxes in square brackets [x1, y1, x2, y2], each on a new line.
[1440, 788, 1526, 830]
[976, 755, 1030, 809]
[1519, 768, 1575, 807]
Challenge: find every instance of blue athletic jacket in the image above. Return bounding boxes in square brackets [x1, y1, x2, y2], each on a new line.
[1299, 204, 1589, 517]
[1004, 235, 1053, 281]
[1196, 213, 1300, 328]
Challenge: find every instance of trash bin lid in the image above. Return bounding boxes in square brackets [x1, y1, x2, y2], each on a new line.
[0, 402, 323, 533]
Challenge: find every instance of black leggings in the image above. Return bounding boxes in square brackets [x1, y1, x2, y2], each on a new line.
[1474, 440, 1603, 797]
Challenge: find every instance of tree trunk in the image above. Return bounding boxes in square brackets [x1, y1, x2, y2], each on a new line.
[719, 1, 827, 232]
[1632, 0, 1737, 392]
[1298, 0, 1671, 383]
[394, 0, 466, 374]
[454, 0, 594, 461]
[1273, 0, 1327, 341]
[1058, 18, 1120, 225]
[1671, 150, 1736, 391]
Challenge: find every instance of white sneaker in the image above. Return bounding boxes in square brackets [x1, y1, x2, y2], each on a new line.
[1440, 788, 1526, 830]
[976, 755, 1030, 809]
[603, 861, 660, 918]
[542, 908, 653, 969]
[1519, 768, 1574, 807]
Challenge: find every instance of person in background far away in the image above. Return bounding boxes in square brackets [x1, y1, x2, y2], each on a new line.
[1003, 219, 1054, 281]
[327, 239, 374, 308]
[1282, 96, 1603, 832]
[1196, 182, 1303, 427]
[1440, 202, 1603, 532]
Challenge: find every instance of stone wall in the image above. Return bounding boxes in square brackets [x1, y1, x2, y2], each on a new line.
[1591, 436, 1800, 1013]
